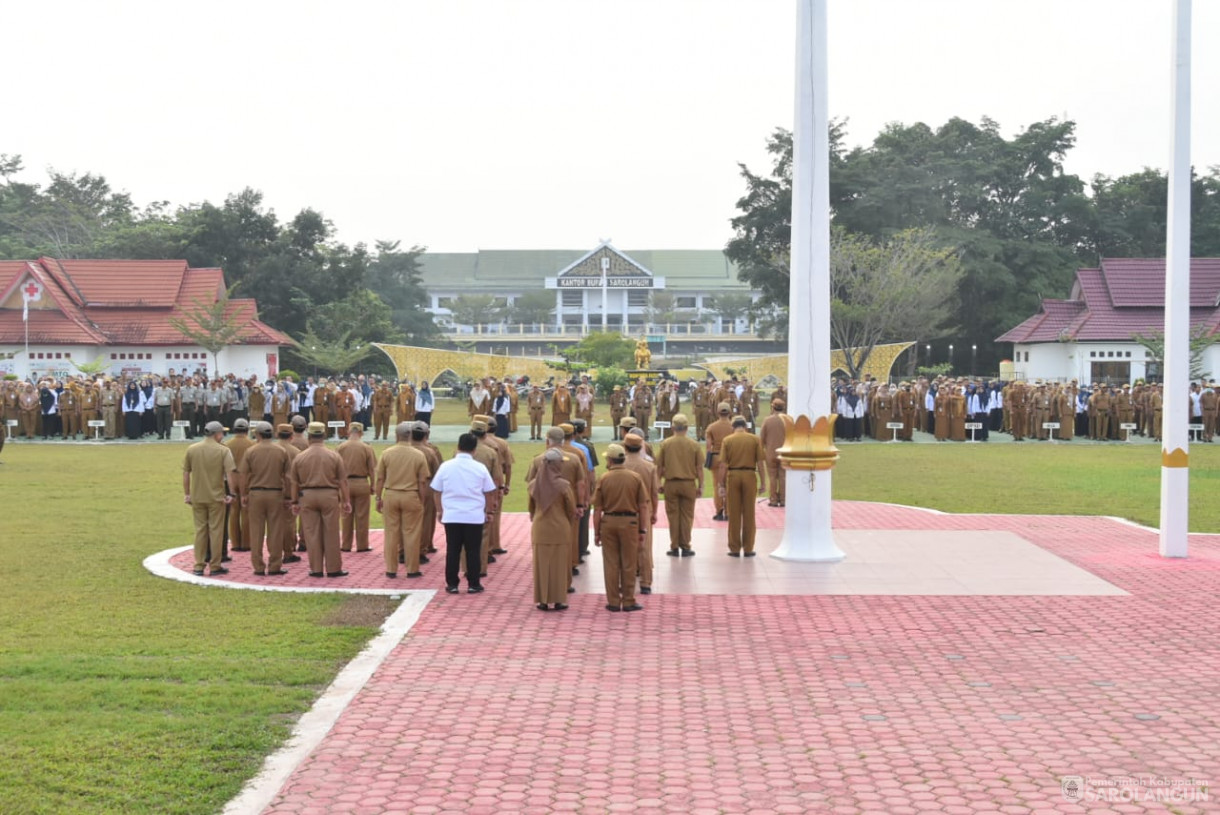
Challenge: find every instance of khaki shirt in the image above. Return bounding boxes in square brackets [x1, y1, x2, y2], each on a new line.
[759, 413, 787, 458]
[292, 444, 348, 490]
[238, 441, 290, 491]
[226, 434, 255, 469]
[720, 430, 766, 471]
[376, 442, 429, 494]
[593, 466, 648, 519]
[705, 417, 733, 454]
[183, 437, 236, 504]
[622, 453, 659, 519]
[656, 433, 702, 482]
[470, 442, 503, 488]
[337, 438, 377, 481]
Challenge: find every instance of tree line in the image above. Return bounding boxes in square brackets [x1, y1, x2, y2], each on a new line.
[0, 154, 438, 374]
[727, 116, 1220, 375]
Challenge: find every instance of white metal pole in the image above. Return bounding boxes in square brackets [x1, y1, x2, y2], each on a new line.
[601, 257, 609, 332]
[1159, 0, 1192, 558]
[773, 0, 844, 562]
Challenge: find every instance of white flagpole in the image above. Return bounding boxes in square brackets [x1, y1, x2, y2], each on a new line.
[1159, 0, 1192, 558]
[772, 0, 844, 562]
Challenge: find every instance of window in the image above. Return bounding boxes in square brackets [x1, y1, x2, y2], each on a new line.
[628, 291, 649, 308]
[111, 353, 117, 360]
[675, 296, 696, 309]
[1092, 361, 1130, 384]
[65, 352, 71, 358]
[561, 291, 583, 308]
[437, 297, 454, 309]
[1125, 351, 1132, 358]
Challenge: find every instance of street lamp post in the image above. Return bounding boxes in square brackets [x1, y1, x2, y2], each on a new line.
[948, 344, 954, 371]
[971, 344, 977, 376]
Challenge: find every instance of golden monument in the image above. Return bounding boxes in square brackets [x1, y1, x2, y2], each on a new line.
[633, 338, 652, 370]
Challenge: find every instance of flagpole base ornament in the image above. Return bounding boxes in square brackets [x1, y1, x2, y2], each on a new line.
[771, 414, 845, 562]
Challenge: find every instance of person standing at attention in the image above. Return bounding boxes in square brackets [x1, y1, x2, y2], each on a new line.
[431, 432, 497, 595]
[717, 417, 767, 557]
[183, 420, 237, 576]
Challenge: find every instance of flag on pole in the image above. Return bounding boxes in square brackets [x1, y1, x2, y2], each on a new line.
[21, 279, 42, 322]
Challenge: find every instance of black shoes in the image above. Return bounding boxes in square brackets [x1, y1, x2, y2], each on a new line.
[712, 512, 727, 521]
[267, 569, 289, 576]
[406, 572, 423, 578]
[571, 567, 579, 576]
[491, 548, 507, 555]
[192, 569, 205, 576]
[727, 552, 741, 557]
[487, 556, 497, 564]
[445, 586, 460, 594]
[666, 550, 680, 557]
[419, 556, 430, 564]
[283, 555, 302, 563]
[553, 603, 568, 611]
[537, 603, 551, 611]
[567, 586, 576, 593]
[622, 603, 644, 612]
[211, 567, 229, 575]
[744, 552, 757, 558]
[253, 570, 265, 576]
[386, 572, 398, 579]
[468, 586, 484, 594]
[309, 571, 324, 578]
[606, 605, 622, 612]
[681, 550, 695, 557]
[326, 571, 349, 578]
[639, 586, 652, 595]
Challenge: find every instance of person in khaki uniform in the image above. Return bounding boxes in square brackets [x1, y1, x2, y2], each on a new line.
[60, 386, 80, 439]
[631, 380, 654, 439]
[551, 384, 572, 427]
[273, 424, 304, 564]
[525, 427, 585, 591]
[237, 422, 292, 576]
[474, 413, 513, 557]
[656, 413, 703, 556]
[101, 381, 120, 439]
[466, 420, 502, 576]
[574, 383, 594, 427]
[655, 382, 679, 440]
[225, 418, 255, 551]
[332, 384, 356, 439]
[608, 385, 628, 439]
[527, 385, 546, 440]
[1201, 384, 1218, 442]
[691, 381, 710, 441]
[704, 402, 734, 521]
[18, 384, 39, 439]
[290, 422, 352, 578]
[621, 434, 658, 595]
[559, 423, 590, 572]
[338, 422, 377, 553]
[371, 384, 394, 441]
[758, 399, 788, 507]
[529, 448, 577, 611]
[409, 422, 442, 555]
[395, 382, 416, 425]
[80, 384, 100, 436]
[593, 443, 649, 612]
[183, 421, 237, 576]
[1092, 386, 1112, 440]
[376, 422, 430, 578]
[718, 417, 768, 556]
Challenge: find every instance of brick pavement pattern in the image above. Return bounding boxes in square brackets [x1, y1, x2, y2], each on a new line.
[173, 501, 1220, 814]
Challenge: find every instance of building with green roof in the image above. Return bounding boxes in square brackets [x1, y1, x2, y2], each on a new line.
[420, 241, 757, 335]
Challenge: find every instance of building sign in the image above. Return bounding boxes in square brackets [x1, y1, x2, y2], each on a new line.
[557, 276, 654, 289]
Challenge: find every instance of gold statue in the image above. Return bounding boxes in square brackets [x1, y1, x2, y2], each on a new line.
[634, 338, 652, 370]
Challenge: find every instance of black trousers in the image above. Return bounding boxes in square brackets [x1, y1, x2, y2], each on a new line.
[444, 522, 484, 588]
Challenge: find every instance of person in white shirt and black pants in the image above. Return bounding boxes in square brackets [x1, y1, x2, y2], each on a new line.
[431, 433, 498, 594]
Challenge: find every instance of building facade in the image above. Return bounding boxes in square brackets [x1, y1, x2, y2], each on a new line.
[0, 258, 291, 380]
[997, 258, 1220, 384]
[420, 242, 757, 334]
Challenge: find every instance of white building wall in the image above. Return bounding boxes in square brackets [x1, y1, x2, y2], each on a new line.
[1013, 342, 1152, 385]
[1, 344, 281, 380]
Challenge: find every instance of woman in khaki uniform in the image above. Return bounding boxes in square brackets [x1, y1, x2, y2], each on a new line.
[529, 449, 576, 611]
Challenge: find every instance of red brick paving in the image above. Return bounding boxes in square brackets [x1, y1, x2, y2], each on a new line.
[177, 501, 1220, 813]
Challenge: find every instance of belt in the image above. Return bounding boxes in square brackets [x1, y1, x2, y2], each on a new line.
[708, 451, 719, 456]
[384, 487, 418, 492]
[300, 486, 334, 491]
[666, 477, 693, 481]
[249, 487, 282, 491]
[729, 467, 756, 471]
[347, 475, 369, 479]
[604, 511, 637, 517]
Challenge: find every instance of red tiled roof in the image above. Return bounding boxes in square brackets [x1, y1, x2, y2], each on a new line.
[998, 257, 1220, 344]
[0, 258, 291, 346]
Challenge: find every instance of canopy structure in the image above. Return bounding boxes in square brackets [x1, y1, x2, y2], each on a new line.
[697, 342, 914, 384]
[374, 343, 562, 385]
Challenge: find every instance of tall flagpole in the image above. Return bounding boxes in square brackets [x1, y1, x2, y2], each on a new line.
[772, 0, 844, 562]
[1159, 0, 1192, 558]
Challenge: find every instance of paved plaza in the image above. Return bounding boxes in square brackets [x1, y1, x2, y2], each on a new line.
[157, 500, 1220, 813]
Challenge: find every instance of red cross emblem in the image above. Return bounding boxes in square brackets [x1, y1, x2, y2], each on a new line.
[24, 282, 40, 298]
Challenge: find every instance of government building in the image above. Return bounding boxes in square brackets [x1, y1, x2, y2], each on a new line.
[996, 257, 1220, 384]
[419, 241, 758, 335]
[0, 258, 290, 381]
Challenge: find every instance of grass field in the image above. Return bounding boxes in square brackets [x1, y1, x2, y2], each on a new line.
[1, 434, 1218, 814]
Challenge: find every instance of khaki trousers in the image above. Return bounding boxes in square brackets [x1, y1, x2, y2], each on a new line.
[767, 458, 784, 505]
[663, 479, 697, 551]
[373, 410, 390, 440]
[228, 499, 249, 549]
[725, 470, 758, 554]
[710, 453, 726, 513]
[383, 490, 422, 574]
[419, 490, 437, 552]
[529, 410, 543, 438]
[637, 523, 654, 588]
[247, 490, 284, 572]
[192, 502, 226, 572]
[600, 516, 639, 607]
[300, 490, 342, 574]
[341, 480, 372, 551]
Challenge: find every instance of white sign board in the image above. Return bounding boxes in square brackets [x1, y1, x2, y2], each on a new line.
[885, 422, 905, 429]
[1120, 423, 1138, 430]
[653, 421, 671, 429]
[1042, 422, 1060, 430]
[964, 422, 983, 430]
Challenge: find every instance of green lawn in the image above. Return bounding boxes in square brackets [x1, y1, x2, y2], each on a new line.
[1, 436, 1217, 814]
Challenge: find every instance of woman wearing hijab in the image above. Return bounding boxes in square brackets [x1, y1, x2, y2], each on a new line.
[123, 380, 143, 440]
[528, 448, 576, 611]
[414, 381, 434, 427]
[493, 385, 511, 439]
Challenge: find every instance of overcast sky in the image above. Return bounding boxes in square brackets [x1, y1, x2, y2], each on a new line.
[6, 0, 1216, 253]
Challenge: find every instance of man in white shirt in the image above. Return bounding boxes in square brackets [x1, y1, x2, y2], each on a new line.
[431, 432, 498, 594]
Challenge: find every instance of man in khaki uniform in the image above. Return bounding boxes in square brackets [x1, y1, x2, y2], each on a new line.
[376, 422, 430, 578]
[559, 423, 590, 572]
[474, 413, 513, 557]
[396, 381, 416, 425]
[225, 418, 255, 551]
[101, 381, 120, 439]
[718, 417, 767, 556]
[758, 399, 788, 507]
[290, 422, 352, 578]
[372, 384, 394, 441]
[80, 384, 100, 437]
[237, 422, 291, 576]
[656, 413, 703, 556]
[593, 443, 649, 612]
[466, 419, 502, 576]
[704, 402, 734, 521]
[621, 434, 659, 595]
[274, 424, 303, 564]
[338, 422, 377, 553]
[182, 420, 237, 576]
[608, 385, 628, 439]
[410, 422, 442, 555]
[527, 385, 546, 440]
[631, 380, 653, 439]
[1201, 384, 1218, 442]
[655, 382, 679, 439]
